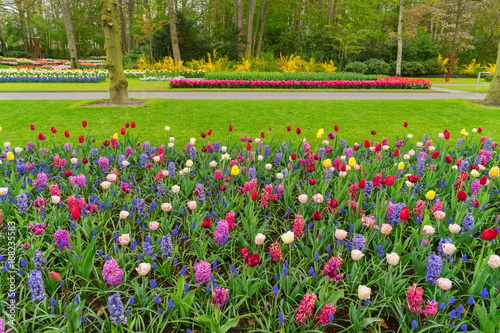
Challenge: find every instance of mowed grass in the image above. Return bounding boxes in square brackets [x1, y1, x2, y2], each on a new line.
[0, 99, 498, 147]
[441, 85, 490, 93]
[0, 79, 171, 92]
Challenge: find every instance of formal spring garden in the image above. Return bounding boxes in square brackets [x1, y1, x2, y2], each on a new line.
[1, 0, 500, 332]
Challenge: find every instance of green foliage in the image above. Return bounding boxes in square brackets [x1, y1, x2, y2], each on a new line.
[123, 46, 149, 69]
[205, 71, 382, 81]
[345, 62, 368, 74]
[365, 58, 390, 75]
[484, 75, 494, 82]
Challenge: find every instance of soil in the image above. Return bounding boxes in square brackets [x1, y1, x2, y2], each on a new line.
[471, 100, 500, 107]
[82, 99, 148, 107]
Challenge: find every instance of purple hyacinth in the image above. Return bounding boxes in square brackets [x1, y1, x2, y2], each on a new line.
[69, 174, 86, 189]
[143, 141, 151, 154]
[352, 234, 366, 252]
[194, 260, 211, 285]
[459, 160, 469, 172]
[108, 293, 127, 324]
[160, 234, 173, 260]
[28, 270, 46, 302]
[33, 172, 48, 188]
[16, 193, 29, 214]
[31, 249, 47, 270]
[425, 254, 443, 285]
[54, 230, 71, 251]
[190, 147, 197, 161]
[273, 152, 282, 167]
[195, 183, 205, 203]
[102, 258, 123, 289]
[437, 238, 454, 262]
[90, 148, 98, 160]
[461, 215, 475, 235]
[118, 154, 126, 169]
[98, 157, 109, 170]
[213, 220, 229, 246]
[390, 203, 406, 225]
[362, 181, 374, 197]
[471, 180, 481, 196]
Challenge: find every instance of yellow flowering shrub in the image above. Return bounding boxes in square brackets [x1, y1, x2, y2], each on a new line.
[234, 59, 252, 72]
[459, 59, 481, 76]
[484, 63, 496, 75]
[278, 54, 301, 73]
[321, 60, 337, 73]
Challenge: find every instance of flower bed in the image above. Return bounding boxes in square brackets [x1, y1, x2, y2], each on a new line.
[0, 123, 498, 332]
[0, 77, 106, 83]
[170, 77, 432, 89]
[204, 71, 385, 81]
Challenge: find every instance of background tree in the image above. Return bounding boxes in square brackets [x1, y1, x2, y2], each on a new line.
[60, 0, 79, 68]
[167, 0, 181, 64]
[485, 40, 500, 105]
[101, 0, 129, 104]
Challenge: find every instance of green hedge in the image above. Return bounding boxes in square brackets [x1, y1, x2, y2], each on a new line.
[204, 71, 385, 81]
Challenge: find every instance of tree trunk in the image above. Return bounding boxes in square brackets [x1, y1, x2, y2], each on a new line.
[60, 0, 79, 69]
[118, 0, 127, 51]
[101, 0, 130, 104]
[485, 40, 500, 105]
[327, 0, 333, 31]
[234, 0, 244, 58]
[395, 0, 404, 76]
[255, 0, 267, 58]
[143, 0, 153, 60]
[127, 0, 134, 50]
[0, 32, 6, 55]
[245, 0, 256, 57]
[16, 3, 29, 53]
[168, 0, 181, 64]
[446, 0, 463, 82]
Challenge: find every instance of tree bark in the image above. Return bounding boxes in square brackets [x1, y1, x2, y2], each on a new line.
[127, 0, 134, 50]
[143, 0, 153, 59]
[168, 0, 181, 64]
[245, 0, 256, 57]
[395, 0, 404, 76]
[16, 2, 29, 53]
[446, 0, 463, 82]
[327, 0, 333, 31]
[118, 0, 127, 51]
[484, 40, 500, 105]
[0, 31, 7, 55]
[255, 0, 267, 58]
[101, 0, 130, 104]
[234, 0, 244, 58]
[60, 0, 79, 69]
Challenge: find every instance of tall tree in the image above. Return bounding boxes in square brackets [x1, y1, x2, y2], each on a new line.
[60, 0, 79, 69]
[234, 0, 244, 57]
[445, 0, 468, 82]
[167, 0, 181, 63]
[327, 0, 333, 31]
[395, 0, 404, 76]
[255, 0, 267, 57]
[118, 0, 127, 51]
[485, 40, 500, 105]
[245, 0, 256, 57]
[101, 0, 130, 104]
[127, 0, 134, 50]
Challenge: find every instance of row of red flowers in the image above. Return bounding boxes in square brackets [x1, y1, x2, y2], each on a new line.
[170, 77, 431, 89]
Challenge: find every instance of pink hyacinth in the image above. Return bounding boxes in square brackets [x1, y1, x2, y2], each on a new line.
[413, 200, 426, 216]
[407, 283, 424, 314]
[102, 258, 123, 289]
[211, 287, 229, 308]
[315, 303, 337, 324]
[194, 260, 211, 285]
[49, 184, 61, 196]
[54, 230, 71, 251]
[295, 293, 317, 323]
[213, 220, 229, 246]
[322, 254, 344, 283]
[430, 199, 444, 213]
[293, 215, 305, 240]
[260, 184, 278, 208]
[225, 211, 235, 230]
[423, 300, 438, 318]
[66, 195, 85, 211]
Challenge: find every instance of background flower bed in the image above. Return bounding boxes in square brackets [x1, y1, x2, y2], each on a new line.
[170, 77, 431, 90]
[204, 72, 384, 81]
[0, 121, 499, 332]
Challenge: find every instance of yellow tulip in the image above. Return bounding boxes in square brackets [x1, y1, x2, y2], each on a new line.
[316, 129, 324, 139]
[460, 128, 466, 135]
[425, 190, 436, 201]
[398, 162, 405, 170]
[323, 158, 332, 169]
[231, 165, 240, 176]
[0, 126, 2, 131]
[113, 133, 118, 140]
[6, 152, 14, 161]
[489, 166, 499, 179]
[348, 157, 356, 168]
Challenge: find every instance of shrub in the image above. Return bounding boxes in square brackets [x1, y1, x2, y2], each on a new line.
[364, 59, 390, 75]
[345, 62, 368, 74]
[204, 72, 383, 81]
[484, 75, 493, 82]
[401, 61, 426, 76]
[422, 59, 442, 74]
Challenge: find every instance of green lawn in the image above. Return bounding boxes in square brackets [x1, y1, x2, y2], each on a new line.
[0, 99, 497, 147]
[440, 85, 490, 93]
[423, 77, 488, 85]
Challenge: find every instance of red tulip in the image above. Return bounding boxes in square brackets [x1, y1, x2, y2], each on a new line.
[375, 144, 382, 152]
[364, 140, 370, 148]
[287, 125, 291, 132]
[268, 126, 272, 131]
[404, 122, 408, 128]
[251, 191, 258, 201]
[239, 247, 248, 257]
[78, 135, 84, 143]
[260, 131, 265, 138]
[201, 147, 207, 153]
[309, 178, 317, 185]
[290, 153, 297, 161]
[51, 127, 57, 134]
[407, 175, 419, 183]
[228, 125, 233, 132]
[371, 130, 377, 135]
[207, 129, 212, 135]
[82, 120, 87, 128]
[38, 133, 45, 141]
[296, 127, 301, 135]
[359, 179, 366, 189]
[307, 166, 314, 172]
[445, 155, 453, 163]
[201, 218, 212, 228]
[245, 253, 260, 267]
[64, 169, 73, 177]
[334, 125, 339, 132]
[200, 132, 206, 138]
[125, 122, 130, 128]
[64, 130, 69, 138]
[399, 206, 410, 221]
[49, 271, 62, 282]
[472, 200, 479, 208]
[443, 129, 450, 139]
[394, 149, 399, 157]
[480, 176, 488, 185]
[82, 158, 88, 164]
[477, 127, 482, 133]
[457, 190, 467, 201]
[481, 228, 498, 241]
[30, 124, 35, 130]
[384, 175, 395, 186]
[220, 185, 227, 191]
[313, 154, 320, 160]
[432, 151, 440, 159]
[340, 164, 346, 171]
[312, 211, 322, 220]
[246, 143, 252, 151]
[71, 207, 80, 220]
[131, 122, 136, 128]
